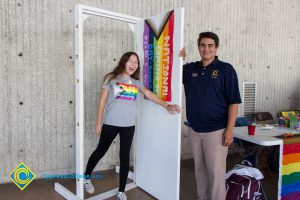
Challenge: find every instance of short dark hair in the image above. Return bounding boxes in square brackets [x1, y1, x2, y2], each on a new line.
[197, 32, 219, 47]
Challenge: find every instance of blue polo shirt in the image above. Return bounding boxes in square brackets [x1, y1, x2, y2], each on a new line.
[183, 57, 241, 133]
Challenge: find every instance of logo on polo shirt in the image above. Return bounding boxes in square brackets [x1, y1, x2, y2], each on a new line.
[211, 70, 220, 78]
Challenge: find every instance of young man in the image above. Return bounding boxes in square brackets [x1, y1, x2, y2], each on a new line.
[181, 32, 241, 200]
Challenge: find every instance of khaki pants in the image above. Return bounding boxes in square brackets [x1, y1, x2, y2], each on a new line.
[188, 127, 228, 200]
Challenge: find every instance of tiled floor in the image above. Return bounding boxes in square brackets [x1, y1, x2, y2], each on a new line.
[0, 153, 278, 200]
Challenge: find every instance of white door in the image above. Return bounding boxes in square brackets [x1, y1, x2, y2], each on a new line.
[135, 8, 184, 200]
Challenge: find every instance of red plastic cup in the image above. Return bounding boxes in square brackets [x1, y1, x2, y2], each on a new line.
[248, 125, 256, 135]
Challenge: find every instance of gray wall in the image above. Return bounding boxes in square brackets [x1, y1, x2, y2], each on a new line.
[1, 0, 300, 182]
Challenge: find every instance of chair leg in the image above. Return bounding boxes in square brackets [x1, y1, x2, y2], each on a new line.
[259, 150, 274, 177]
[260, 183, 268, 200]
[263, 157, 274, 177]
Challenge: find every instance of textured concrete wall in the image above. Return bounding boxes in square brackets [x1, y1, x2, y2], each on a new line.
[1, 0, 300, 182]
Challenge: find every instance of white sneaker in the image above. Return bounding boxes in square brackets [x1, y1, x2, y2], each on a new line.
[117, 192, 127, 200]
[84, 179, 95, 194]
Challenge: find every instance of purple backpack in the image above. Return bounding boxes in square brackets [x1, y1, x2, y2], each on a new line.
[226, 173, 261, 200]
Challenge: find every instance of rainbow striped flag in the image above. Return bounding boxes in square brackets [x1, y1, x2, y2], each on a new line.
[143, 10, 174, 102]
[281, 137, 300, 200]
[116, 83, 138, 101]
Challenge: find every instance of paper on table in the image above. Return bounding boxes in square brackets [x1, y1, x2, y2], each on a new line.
[257, 124, 274, 130]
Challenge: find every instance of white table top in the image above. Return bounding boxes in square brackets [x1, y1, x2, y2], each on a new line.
[234, 126, 300, 146]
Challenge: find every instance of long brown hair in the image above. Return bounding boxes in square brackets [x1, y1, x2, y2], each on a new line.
[104, 51, 140, 82]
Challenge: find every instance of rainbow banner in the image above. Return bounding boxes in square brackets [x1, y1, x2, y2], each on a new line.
[281, 138, 300, 200]
[143, 10, 174, 102]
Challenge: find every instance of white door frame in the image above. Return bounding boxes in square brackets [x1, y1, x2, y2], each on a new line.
[54, 4, 141, 200]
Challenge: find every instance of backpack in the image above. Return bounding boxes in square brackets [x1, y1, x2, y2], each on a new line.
[226, 174, 261, 200]
[225, 160, 263, 200]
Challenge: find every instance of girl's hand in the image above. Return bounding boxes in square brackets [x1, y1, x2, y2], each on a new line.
[179, 48, 186, 60]
[96, 123, 102, 137]
[166, 104, 181, 114]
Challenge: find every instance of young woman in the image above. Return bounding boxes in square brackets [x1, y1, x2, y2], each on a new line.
[84, 51, 180, 200]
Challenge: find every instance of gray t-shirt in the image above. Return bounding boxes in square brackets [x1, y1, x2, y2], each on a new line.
[102, 76, 143, 127]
